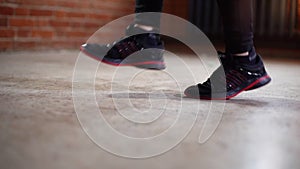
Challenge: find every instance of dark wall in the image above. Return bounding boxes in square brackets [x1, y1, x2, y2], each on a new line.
[189, 0, 300, 43]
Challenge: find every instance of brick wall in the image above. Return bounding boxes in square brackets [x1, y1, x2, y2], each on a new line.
[0, 0, 188, 51]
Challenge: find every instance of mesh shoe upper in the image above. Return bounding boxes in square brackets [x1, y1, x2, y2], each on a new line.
[81, 23, 166, 70]
[184, 52, 271, 100]
[105, 33, 164, 60]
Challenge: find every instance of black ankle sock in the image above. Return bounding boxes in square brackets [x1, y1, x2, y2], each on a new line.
[233, 48, 257, 65]
[233, 55, 255, 64]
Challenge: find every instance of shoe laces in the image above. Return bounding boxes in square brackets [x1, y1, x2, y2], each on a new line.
[107, 36, 143, 59]
[106, 33, 163, 59]
[202, 52, 247, 90]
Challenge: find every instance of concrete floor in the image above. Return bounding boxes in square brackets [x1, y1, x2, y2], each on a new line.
[0, 49, 300, 169]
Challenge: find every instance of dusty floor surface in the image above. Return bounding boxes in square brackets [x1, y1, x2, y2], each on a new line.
[0, 49, 300, 169]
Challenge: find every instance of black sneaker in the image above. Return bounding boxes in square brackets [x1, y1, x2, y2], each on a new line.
[80, 24, 166, 70]
[184, 52, 271, 100]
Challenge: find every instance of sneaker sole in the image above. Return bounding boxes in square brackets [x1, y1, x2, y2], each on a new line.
[184, 75, 271, 100]
[80, 46, 166, 70]
[245, 75, 271, 91]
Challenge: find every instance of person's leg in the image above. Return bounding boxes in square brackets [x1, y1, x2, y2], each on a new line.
[135, 0, 163, 13]
[133, 0, 164, 31]
[184, 0, 271, 100]
[217, 0, 254, 56]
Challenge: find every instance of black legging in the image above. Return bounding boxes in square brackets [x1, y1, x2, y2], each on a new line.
[135, 0, 254, 54]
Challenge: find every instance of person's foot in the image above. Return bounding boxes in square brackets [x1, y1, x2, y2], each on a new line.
[80, 24, 166, 70]
[184, 50, 271, 100]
